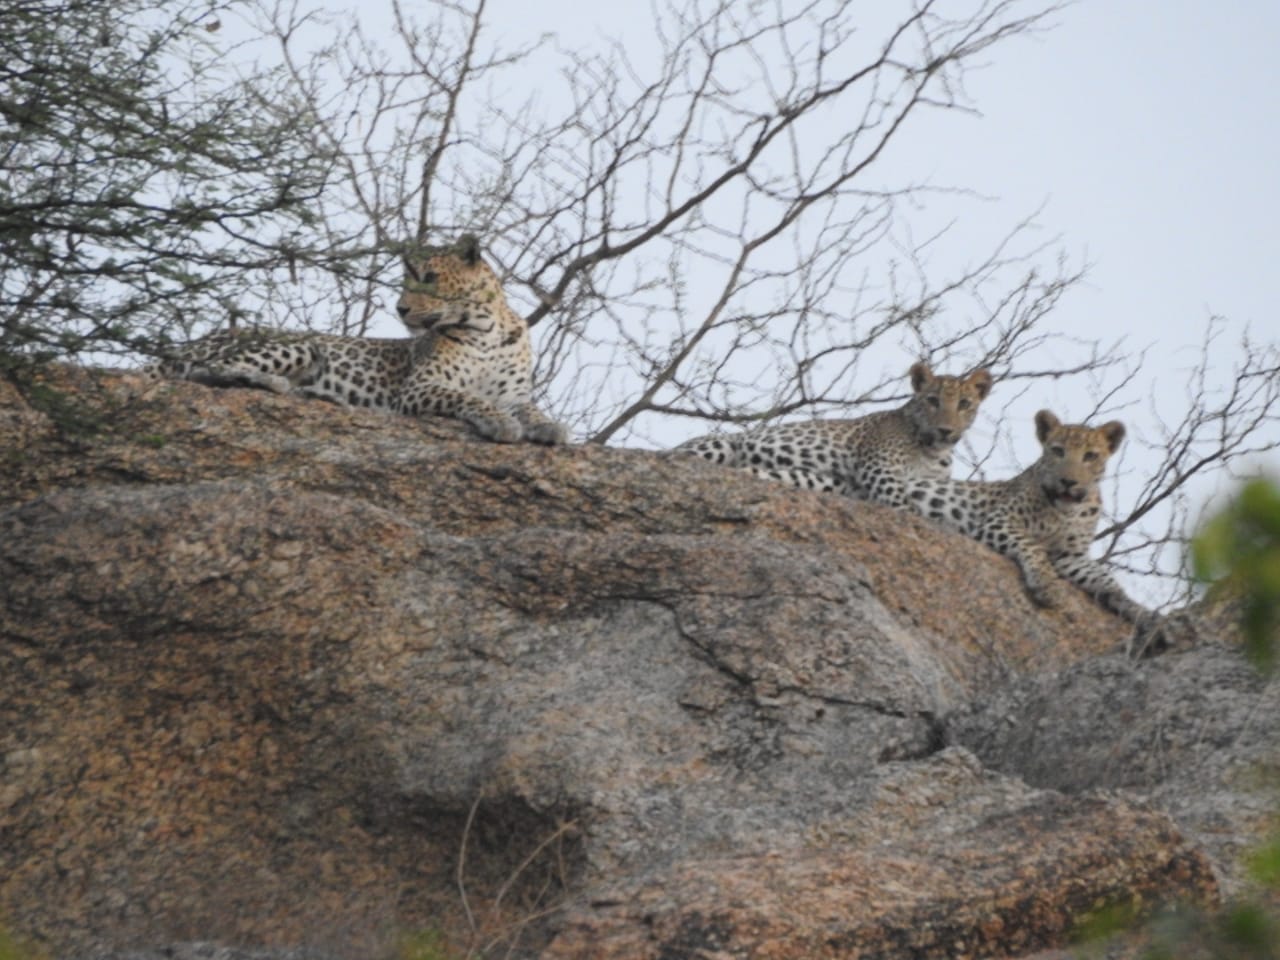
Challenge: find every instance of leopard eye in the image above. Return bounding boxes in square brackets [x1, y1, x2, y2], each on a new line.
[927, 396, 941, 408]
[1083, 450, 1098, 462]
[1051, 445, 1066, 457]
[958, 399, 970, 410]
[420, 270, 438, 286]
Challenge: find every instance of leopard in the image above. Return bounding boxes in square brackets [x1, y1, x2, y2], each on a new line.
[898, 408, 1166, 638]
[144, 234, 567, 445]
[676, 362, 994, 505]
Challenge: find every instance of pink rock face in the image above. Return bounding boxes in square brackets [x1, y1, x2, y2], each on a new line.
[0, 369, 1224, 959]
[545, 755, 1216, 960]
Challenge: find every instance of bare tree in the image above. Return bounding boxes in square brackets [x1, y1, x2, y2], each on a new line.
[0, 0, 347, 367]
[246, 0, 1133, 432]
[1098, 320, 1280, 605]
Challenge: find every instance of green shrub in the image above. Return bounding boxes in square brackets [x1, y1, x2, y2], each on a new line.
[1192, 475, 1280, 673]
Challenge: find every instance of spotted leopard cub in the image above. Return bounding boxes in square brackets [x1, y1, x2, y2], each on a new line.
[677, 362, 993, 504]
[147, 234, 567, 445]
[901, 409, 1152, 623]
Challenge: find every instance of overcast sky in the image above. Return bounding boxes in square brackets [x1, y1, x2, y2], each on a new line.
[312, 0, 1277, 402]
[934, 1, 1277, 360]
[437, 0, 1279, 430]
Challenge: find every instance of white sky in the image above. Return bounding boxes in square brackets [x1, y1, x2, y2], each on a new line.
[464, 0, 1278, 432]
[939, 1, 1278, 358]
[464, 0, 1279, 334]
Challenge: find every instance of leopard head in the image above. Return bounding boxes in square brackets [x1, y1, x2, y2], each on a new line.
[397, 234, 504, 335]
[1032, 409, 1125, 504]
[905, 362, 994, 447]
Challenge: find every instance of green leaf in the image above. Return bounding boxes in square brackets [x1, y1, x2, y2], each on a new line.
[1246, 833, 1280, 890]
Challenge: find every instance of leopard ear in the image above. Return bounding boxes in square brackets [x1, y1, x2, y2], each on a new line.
[1099, 420, 1126, 453]
[968, 368, 994, 400]
[456, 234, 483, 265]
[909, 361, 934, 393]
[1034, 409, 1060, 444]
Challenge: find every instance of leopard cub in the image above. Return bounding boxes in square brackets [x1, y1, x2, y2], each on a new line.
[900, 409, 1152, 625]
[677, 362, 993, 505]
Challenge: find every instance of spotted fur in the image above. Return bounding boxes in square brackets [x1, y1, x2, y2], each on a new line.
[901, 409, 1151, 622]
[145, 235, 567, 445]
[677, 363, 993, 504]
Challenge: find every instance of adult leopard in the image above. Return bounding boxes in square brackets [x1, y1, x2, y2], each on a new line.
[146, 234, 567, 445]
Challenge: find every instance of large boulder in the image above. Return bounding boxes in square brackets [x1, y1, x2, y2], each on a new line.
[951, 638, 1280, 899]
[0, 367, 1222, 958]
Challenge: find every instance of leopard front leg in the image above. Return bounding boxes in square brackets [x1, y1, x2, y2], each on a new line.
[512, 401, 569, 445]
[397, 387, 523, 443]
[994, 533, 1071, 609]
[1126, 606, 1203, 659]
[1052, 553, 1152, 624]
[1049, 552, 1191, 654]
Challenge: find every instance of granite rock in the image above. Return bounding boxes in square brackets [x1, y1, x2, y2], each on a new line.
[0, 368, 1221, 958]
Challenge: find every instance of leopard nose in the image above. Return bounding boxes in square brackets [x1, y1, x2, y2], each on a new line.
[396, 304, 410, 319]
[1059, 478, 1078, 490]
[934, 427, 953, 441]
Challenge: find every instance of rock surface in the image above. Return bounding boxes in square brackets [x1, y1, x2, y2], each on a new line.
[952, 640, 1280, 900]
[0, 366, 1249, 958]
